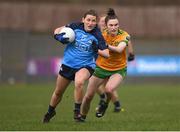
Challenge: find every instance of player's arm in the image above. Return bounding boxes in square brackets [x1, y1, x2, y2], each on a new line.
[94, 32, 110, 58]
[54, 22, 78, 34]
[98, 49, 109, 58]
[54, 26, 65, 34]
[127, 40, 135, 61]
[127, 40, 134, 54]
[54, 26, 70, 44]
[92, 40, 109, 58]
[108, 41, 127, 53]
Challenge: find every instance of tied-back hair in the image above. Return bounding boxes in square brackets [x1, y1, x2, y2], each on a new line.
[105, 8, 118, 24]
[83, 9, 98, 18]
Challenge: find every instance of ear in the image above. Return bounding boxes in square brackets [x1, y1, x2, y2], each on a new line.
[82, 18, 85, 23]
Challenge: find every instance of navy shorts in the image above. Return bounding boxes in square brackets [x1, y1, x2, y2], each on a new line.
[59, 64, 94, 81]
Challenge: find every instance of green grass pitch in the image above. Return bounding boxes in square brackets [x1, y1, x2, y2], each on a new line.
[0, 83, 180, 131]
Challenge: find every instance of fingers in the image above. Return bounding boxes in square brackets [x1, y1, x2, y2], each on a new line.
[62, 37, 69, 44]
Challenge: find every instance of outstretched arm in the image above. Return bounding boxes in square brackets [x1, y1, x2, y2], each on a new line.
[92, 41, 109, 58]
[127, 41, 135, 61]
[127, 41, 134, 54]
[108, 41, 127, 53]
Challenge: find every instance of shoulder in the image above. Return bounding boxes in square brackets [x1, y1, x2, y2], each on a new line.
[118, 29, 131, 41]
[118, 29, 130, 36]
[91, 26, 104, 39]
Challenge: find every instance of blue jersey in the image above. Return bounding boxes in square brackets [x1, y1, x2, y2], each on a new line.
[61, 22, 107, 69]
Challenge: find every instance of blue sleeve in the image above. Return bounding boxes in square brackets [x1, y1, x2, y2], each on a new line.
[95, 29, 107, 50]
[66, 22, 81, 30]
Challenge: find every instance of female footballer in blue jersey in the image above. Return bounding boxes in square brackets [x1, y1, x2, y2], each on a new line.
[77, 8, 132, 122]
[42, 9, 109, 123]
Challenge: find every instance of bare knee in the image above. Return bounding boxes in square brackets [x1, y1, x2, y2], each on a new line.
[105, 86, 114, 94]
[75, 80, 84, 90]
[53, 85, 65, 98]
[53, 89, 62, 98]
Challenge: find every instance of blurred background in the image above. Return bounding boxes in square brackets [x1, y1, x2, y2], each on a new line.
[0, 0, 180, 84]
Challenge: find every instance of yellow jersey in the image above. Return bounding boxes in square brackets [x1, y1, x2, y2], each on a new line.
[96, 29, 130, 71]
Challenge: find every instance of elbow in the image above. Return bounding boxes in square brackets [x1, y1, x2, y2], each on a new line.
[117, 46, 126, 53]
[117, 50, 123, 54]
[54, 27, 63, 34]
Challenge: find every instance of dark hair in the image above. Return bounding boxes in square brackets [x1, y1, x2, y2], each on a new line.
[83, 9, 98, 18]
[105, 8, 118, 24]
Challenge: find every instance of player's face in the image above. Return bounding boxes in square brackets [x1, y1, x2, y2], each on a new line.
[83, 15, 97, 32]
[107, 19, 119, 36]
[98, 16, 106, 31]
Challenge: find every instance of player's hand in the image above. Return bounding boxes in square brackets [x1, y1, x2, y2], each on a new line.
[92, 41, 98, 53]
[54, 33, 69, 44]
[128, 53, 135, 61]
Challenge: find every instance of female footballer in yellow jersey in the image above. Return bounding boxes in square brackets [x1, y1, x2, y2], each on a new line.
[78, 8, 130, 121]
[96, 15, 135, 112]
